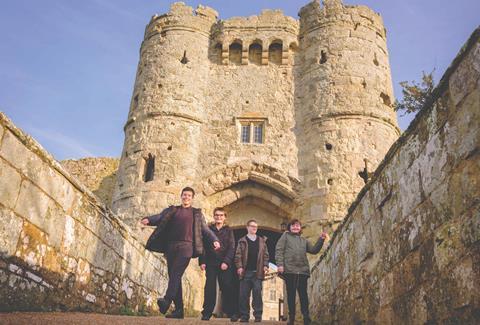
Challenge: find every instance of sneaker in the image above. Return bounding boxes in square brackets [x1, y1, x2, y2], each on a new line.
[156, 297, 171, 314]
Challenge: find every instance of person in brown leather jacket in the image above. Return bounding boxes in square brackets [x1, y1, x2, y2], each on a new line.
[234, 219, 269, 323]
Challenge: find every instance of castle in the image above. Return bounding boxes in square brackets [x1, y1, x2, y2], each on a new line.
[1, 0, 478, 323]
[111, 0, 400, 242]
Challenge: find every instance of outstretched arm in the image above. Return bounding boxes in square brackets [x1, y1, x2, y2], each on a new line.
[141, 207, 171, 226]
[306, 232, 329, 254]
[200, 212, 219, 245]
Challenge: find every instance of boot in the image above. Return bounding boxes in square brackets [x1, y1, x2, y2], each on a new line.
[157, 297, 171, 314]
[303, 315, 311, 325]
[287, 315, 295, 325]
[166, 308, 184, 319]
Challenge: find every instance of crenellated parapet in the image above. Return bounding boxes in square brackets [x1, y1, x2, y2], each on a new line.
[211, 10, 299, 66]
[144, 2, 218, 40]
[299, 0, 385, 38]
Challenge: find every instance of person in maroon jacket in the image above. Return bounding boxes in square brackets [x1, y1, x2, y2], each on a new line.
[141, 187, 220, 319]
[199, 207, 239, 321]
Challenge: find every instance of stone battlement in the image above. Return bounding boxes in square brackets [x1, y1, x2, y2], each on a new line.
[299, 0, 385, 38]
[145, 2, 218, 39]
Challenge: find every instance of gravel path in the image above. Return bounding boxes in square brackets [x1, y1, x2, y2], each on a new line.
[0, 312, 285, 325]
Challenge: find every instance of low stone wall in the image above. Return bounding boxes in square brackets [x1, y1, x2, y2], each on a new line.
[309, 28, 480, 324]
[0, 113, 189, 313]
[61, 158, 119, 207]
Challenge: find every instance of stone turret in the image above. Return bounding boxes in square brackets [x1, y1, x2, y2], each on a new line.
[112, 2, 218, 228]
[295, 0, 400, 238]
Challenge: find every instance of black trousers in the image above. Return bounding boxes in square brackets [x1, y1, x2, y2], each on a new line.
[202, 264, 238, 317]
[239, 270, 263, 320]
[284, 273, 309, 319]
[164, 242, 192, 310]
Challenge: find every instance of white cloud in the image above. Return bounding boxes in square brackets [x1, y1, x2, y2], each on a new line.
[27, 126, 96, 159]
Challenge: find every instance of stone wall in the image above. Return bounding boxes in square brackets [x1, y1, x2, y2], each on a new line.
[0, 112, 196, 314]
[61, 158, 119, 207]
[309, 28, 480, 324]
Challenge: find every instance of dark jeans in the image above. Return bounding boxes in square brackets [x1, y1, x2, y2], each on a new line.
[239, 270, 263, 320]
[202, 264, 238, 318]
[164, 241, 193, 310]
[284, 273, 309, 319]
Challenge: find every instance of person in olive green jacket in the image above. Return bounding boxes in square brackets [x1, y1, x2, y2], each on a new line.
[275, 219, 329, 325]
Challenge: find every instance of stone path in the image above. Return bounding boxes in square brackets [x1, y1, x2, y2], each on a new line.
[0, 313, 285, 325]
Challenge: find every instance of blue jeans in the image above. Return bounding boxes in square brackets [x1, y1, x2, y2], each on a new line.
[239, 270, 263, 320]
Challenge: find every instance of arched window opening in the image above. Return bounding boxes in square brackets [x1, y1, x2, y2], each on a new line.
[268, 42, 283, 65]
[289, 42, 298, 65]
[249, 43, 262, 65]
[210, 43, 222, 64]
[229, 42, 242, 65]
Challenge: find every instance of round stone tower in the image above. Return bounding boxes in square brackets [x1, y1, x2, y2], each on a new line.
[112, 3, 218, 228]
[295, 0, 400, 237]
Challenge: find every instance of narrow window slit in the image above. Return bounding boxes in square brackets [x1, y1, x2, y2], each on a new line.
[143, 154, 155, 182]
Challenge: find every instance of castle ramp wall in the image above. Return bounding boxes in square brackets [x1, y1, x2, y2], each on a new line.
[309, 28, 480, 324]
[0, 112, 195, 313]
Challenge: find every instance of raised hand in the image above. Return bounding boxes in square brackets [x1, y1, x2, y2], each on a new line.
[321, 232, 330, 241]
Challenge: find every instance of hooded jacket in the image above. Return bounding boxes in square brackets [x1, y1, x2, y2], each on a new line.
[275, 231, 325, 276]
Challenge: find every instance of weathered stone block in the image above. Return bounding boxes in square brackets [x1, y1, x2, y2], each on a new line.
[0, 207, 23, 258]
[449, 42, 480, 106]
[433, 221, 464, 271]
[0, 131, 77, 213]
[0, 158, 22, 209]
[14, 181, 51, 231]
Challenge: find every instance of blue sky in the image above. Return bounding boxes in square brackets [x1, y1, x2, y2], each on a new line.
[1, 0, 478, 160]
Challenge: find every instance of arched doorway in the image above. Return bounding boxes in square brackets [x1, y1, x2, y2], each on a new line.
[209, 181, 295, 321]
[198, 162, 300, 320]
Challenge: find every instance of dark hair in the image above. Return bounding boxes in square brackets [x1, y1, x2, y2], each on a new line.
[181, 187, 195, 197]
[287, 219, 302, 232]
[213, 207, 227, 217]
[246, 219, 257, 226]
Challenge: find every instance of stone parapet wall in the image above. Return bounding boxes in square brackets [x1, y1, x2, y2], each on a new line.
[145, 2, 218, 40]
[61, 158, 119, 207]
[0, 112, 191, 313]
[309, 28, 480, 324]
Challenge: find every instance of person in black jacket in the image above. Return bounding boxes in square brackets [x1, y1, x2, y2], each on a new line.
[199, 207, 239, 321]
[141, 187, 220, 319]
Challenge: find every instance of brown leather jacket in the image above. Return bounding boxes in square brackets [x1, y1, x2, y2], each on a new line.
[145, 206, 218, 258]
[234, 235, 269, 280]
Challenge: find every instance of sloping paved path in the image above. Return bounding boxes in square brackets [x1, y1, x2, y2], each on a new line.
[0, 313, 285, 325]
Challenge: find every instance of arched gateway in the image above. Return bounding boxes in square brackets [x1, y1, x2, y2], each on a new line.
[195, 163, 299, 319]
